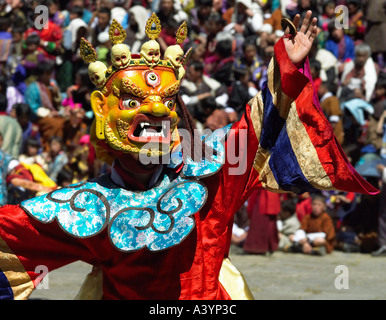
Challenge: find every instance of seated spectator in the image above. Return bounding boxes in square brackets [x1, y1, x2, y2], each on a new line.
[364, 0, 386, 68]
[11, 103, 41, 154]
[64, 5, 89, 52]
[158, 18, 181, 54]
[293, 194, 336, 255]
[0, 16, 13, 73]
[277, 199, 300, 252]
[184, 40, 206, 63]
[18, 137, 48, 172]
[346, 0, 366, 42]
[0, 74, 24, 115]
[90, 7, 111, 48]
[0, 132, 17, 206]
[228, 67, 258, 120]
[231, 203, 249, 247]
[341, 98, 374, 147]
[318, 81, 344, 145]
[124, 4, 149, 54]
[6, 161, 56, 205]
[233, 40, 263, 89]
[204, 39, 235, 87]
[24, 60, 62, 120]
[190, 0, 213, 38]
[42, 136, 69, 183]
[62, 0, 93, 27]
[325, 22, 356, 73]
[310, 59, 322, 92]
[23, 4, 63, 61]
[156, 0, 188, 28]
[0, 94, 22, 158]
[319, 0, 335, 32]
[338, 43, 378, 103]
[180, 61, 229, 124]
[308, 39, 338, 93]
[223, 0, 264, 43]
[21, 34, 46, 85]
[366, 75, 386, 150]
[56, 165, 74, 188]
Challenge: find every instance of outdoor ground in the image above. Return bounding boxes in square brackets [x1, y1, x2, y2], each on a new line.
[29, 246, 386, 300]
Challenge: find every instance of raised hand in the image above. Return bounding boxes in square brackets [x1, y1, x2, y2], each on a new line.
[283, 10, 318, 65]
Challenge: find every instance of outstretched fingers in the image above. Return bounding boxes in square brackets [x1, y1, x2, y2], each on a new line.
[292, 14, 300, 30]
[306, 17, 318, 40]
[299, 10, 312, 34]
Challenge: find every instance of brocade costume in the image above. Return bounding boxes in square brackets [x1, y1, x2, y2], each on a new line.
[0, 16, 378, 300]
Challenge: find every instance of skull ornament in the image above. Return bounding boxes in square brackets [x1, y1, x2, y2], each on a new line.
[88, 61, 107, 88]
[164, 45, 183, 68]
[111, 44, 131, 69]
[164, 44, 185, 79]
[140, 40, 161, 68]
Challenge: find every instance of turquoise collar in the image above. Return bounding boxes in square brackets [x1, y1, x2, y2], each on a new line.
[21, 125, 231, 252]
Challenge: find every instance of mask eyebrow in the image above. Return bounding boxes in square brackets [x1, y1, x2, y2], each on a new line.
[160, 81, 180, 98]
[121, 78, 149, 99]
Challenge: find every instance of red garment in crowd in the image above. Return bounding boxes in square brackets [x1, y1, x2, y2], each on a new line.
[296, 196, 312, 222]
[243, 189, 280, 254]
[23, 21, 62, 60]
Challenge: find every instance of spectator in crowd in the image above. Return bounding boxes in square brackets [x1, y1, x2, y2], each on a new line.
[293, 194, 336, 255]
[24, 60, 62, 120]
[124, 4, 149, 54]
[346, 0, 366, 42]
[338, 43, 378, 103]
[228, 66, 258, 120]
[42, 136, 68, 183]
[0, 93, 22, 158]
[156, 0, 188, 28]
[190, 0, 214, 38]
[0, 131, 16, 206]
[363, 0, 386, 68]
[90, 7, 111, 48]
[318, 81, 344, 144]
[277, 199, 300, 252]
[0, 74, 24, 115]
[23, 2, 63, 62]
[180, 61, 229, 126]
[325, 22, 356, 73]
[243, 189, 281, 255]
[366, 73, 386, 150]
[233, 39, 263, 89]
[11, 103, 42, 154]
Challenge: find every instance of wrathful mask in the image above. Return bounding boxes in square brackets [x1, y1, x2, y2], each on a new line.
[80, 13, 191, 164]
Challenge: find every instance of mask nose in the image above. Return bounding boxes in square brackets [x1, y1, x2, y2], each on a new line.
[150, 102, 170, 117]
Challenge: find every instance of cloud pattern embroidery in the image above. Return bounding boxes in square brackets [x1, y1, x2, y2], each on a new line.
[21, 125, 231, 252]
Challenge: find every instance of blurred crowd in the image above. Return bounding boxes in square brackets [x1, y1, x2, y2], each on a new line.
[0, 0, 385, 256]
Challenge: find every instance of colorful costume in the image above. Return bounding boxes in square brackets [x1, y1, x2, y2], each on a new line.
[0, 15, 378, 300]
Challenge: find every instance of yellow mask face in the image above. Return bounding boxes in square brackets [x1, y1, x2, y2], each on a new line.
[82, 14, 190, 164]
[91, 66, 180, 159]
